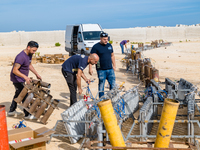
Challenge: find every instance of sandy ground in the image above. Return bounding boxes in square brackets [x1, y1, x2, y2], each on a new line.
[0, 41, 200, 149]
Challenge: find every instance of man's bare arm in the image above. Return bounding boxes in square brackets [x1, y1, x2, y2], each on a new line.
[77, 68, 83, 94]
[29, 63, 42, 80]
[89, 64, 93, 75]
[13, 63, 31, 84]
[111, 53, 116, 71]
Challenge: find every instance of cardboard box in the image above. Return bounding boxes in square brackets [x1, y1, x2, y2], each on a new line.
[8, 127, 54, 150]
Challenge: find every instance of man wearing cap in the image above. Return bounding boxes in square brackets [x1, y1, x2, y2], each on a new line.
[89, 32, 116, 98]
[120, 40, 129, 54]
[62, 53, 99, 106]
[8, 41, 42, 120]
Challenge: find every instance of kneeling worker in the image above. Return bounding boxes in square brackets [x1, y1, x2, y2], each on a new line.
[62, 53, 99, 106]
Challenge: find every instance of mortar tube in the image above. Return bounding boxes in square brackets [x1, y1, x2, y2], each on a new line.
[29, 98, 41, 113]
[154, 98, 179, 148]
[14, 87, 28, 103]
[23, 93, 34, 108]
[0, 105, 9, 150]
[35, 95, 52, 119]
[145, 65, 150, 78]
[152, 68, 159, 80]
[40, 99, 59, 124]
[97, 99, 126, 150]
[28, 90, 46, 113]
[32, 79, 51, 88]
[135, 53, 140, 60]
[38, 88, 50, 94]
[150, 66, 153, 79]
[140, 62, 144, 81]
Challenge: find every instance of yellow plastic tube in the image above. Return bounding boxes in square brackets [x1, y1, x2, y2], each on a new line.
[97, 99, 126, 149]
[154, 98, 180, 148]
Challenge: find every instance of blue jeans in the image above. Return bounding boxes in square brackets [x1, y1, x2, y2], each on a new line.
[97, 69, 116, 98]
[120, 44, 124, 54]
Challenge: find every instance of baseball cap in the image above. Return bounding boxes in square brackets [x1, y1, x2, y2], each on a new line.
[100, 32, 108, 37]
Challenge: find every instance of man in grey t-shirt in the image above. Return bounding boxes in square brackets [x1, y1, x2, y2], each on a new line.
[8, 41, 42, 120]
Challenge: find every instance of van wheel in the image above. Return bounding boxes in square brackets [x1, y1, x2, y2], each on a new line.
[81, 50, 85, 55]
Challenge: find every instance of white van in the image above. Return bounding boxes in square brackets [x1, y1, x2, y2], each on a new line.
[65, 24, 103, 55]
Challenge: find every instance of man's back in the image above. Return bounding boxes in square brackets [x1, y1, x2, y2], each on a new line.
[62, 54, 88, 74]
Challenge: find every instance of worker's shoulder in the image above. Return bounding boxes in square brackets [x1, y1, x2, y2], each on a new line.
[74, 54, 88, 59]
[92, 42, 101, 48]
[106, 43, 112, 47]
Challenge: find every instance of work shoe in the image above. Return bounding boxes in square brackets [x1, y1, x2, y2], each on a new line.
[24, 115, 37, 120]
[7, 111, 23, 116]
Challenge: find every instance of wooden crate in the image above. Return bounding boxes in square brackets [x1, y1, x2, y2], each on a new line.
[42, 57, 48, 63]
[54, 54, 63, 58]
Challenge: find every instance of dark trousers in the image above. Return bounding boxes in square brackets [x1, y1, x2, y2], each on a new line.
[9, 82, 30, 116]
[62, 68, 77, 106]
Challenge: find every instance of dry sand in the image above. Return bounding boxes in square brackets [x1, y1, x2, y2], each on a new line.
[0, 41, 200, 149]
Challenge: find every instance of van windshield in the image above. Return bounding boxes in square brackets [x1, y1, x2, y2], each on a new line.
[82, 31, 102, 40]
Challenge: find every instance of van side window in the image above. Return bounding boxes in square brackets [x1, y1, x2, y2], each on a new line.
[78, 32, 83, 42]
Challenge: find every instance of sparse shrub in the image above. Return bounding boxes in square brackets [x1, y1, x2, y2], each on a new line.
[131, 42, 138, 44]
[179, 41, 182, 42]
[186, 39, 187, 42]
[55, 42, 61, 46]
[109, 40, 113, 44]
[34, 52, 40, 57]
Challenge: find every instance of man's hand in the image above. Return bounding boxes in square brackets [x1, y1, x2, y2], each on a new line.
[113, 66, 116, 71]
[25, 76, 32, 84]
[78, 88, 83, 95]
[86, 79, 91, 85]
[36, 74, 42, 80]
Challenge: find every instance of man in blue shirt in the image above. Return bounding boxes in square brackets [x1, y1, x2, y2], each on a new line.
[62, 53, 99, 106]
[89, 32, 116, 98]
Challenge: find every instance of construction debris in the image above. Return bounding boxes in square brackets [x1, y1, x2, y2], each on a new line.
[32, 53, 69, 64]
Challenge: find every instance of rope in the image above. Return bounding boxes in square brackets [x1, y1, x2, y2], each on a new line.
[144, 86, 168, 102]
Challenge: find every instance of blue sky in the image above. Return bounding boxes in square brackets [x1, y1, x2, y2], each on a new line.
[0, 0, 200, 32]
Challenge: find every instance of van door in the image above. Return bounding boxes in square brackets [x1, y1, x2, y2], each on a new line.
[72, 26, 79, 53]
[77, 26, 85, 54]
[65, 25, 73, 52]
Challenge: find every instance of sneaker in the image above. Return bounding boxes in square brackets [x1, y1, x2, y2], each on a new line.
[7, 111, 23, 116]
[24, 115, 37, 120]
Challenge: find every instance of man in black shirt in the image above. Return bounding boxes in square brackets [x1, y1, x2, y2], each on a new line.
[62, 53, 99, 106]
[89, 32, 116, 98]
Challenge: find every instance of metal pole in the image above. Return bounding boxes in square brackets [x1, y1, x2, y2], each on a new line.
[97, 122, 103, 150]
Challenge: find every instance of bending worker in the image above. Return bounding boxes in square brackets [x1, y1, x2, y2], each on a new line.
[62, 54, 99, 106]
[120, 40, 129, 54]
[89, 32, 116, 98]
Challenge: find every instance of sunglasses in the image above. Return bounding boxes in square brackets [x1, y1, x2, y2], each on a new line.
[100, 33, 108, 37]
[34, 42, 38, 46]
